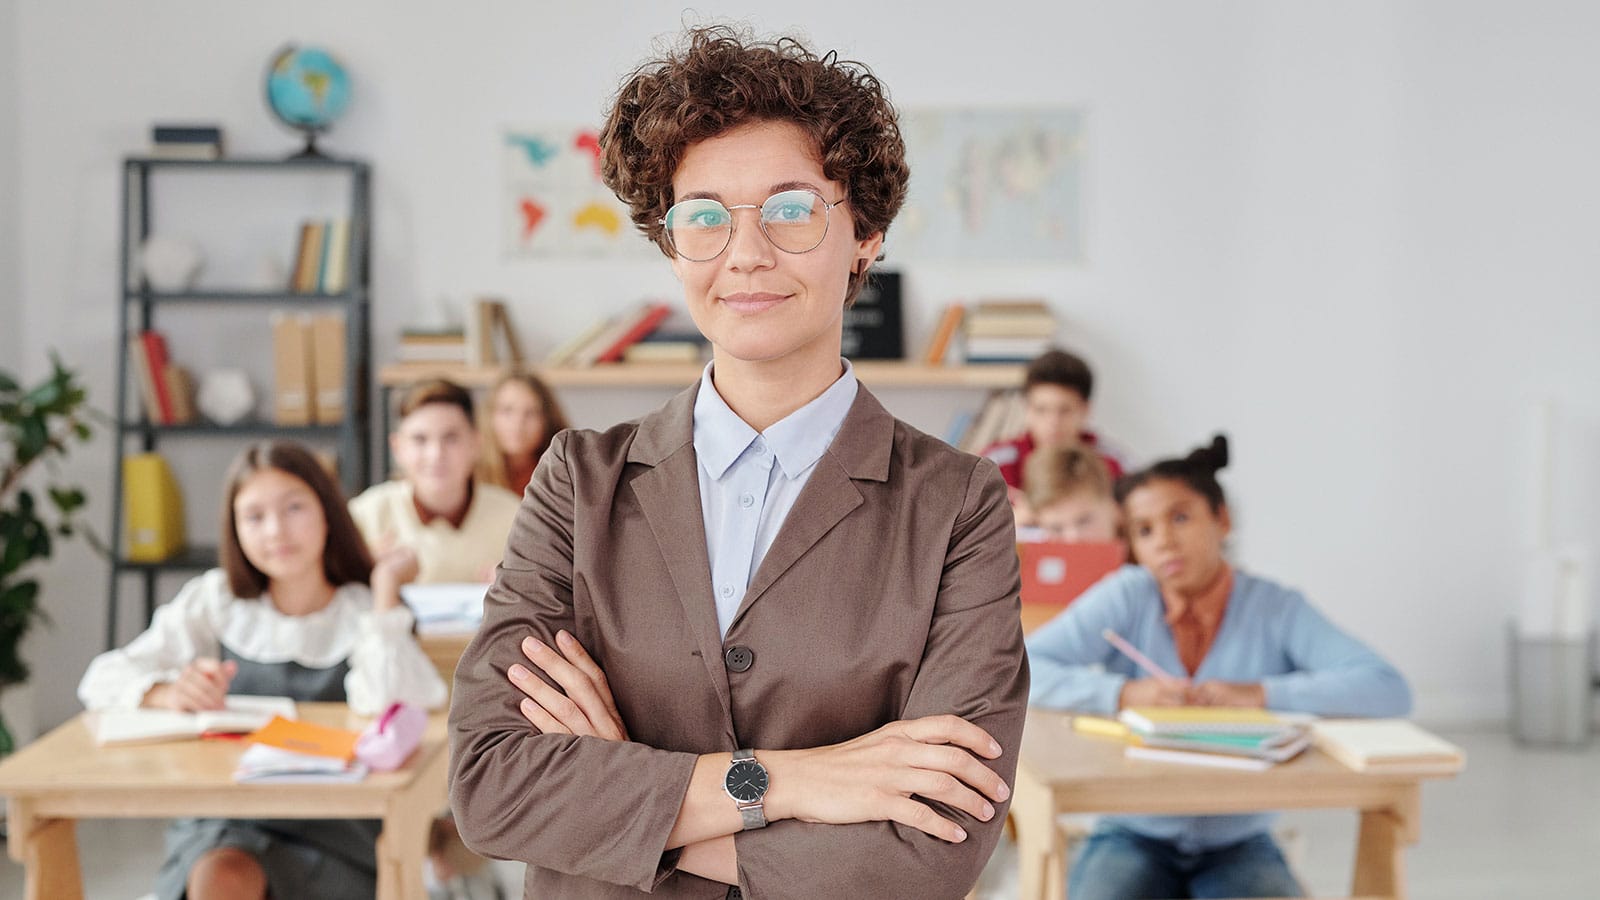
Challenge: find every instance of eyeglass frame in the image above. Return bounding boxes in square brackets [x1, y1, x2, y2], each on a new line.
[657, 189, 849, 261]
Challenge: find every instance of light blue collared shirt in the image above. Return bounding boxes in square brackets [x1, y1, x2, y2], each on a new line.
[693, 359, 858, 637]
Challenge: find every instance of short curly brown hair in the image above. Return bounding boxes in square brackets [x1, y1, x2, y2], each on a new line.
[600, 25, 909, 306]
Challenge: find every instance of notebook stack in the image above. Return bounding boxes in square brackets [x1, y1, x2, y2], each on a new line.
[1117, 706, 1313, 771]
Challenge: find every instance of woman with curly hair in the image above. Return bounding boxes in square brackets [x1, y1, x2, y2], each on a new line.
[449, 26, 1028, 899]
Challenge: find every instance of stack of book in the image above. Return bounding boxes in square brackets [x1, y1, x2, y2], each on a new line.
[395, 328, 468, 365]
[150, 124, 224, 160]
[961, 300, 1058, 363]
[127, 329, 195, 425]
[233, 716, 367, 784]
[624, 315, 709, 364]
[289, 218, 352, 295]
[1117, 707, 1313, 771]
[92, 696, 295, 747]
[545, 301, 676, 367]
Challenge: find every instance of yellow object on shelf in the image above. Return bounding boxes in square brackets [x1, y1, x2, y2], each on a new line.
[123, 452, 185, 562]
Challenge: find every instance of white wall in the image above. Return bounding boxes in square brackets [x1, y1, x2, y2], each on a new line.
[10, 0, 1600, 729]
[1, 0, 19, 367]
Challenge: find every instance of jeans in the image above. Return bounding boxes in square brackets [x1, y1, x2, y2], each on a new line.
[1066, 826, 1304, 899]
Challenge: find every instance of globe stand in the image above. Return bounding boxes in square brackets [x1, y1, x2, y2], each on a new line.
[288, 129, 331, 161]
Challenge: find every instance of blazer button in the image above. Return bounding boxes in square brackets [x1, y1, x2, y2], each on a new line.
[723, 645, 754, 673]
[727, 887, 744, 900]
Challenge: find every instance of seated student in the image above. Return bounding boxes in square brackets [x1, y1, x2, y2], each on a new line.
[1026, 435, 1411, 900]
[476, 370, 572, 497]
[351, 378, 518, 899]
[1017, 443, 1121, 542]
[983, 348, 1127, 523]
[78, 440, 447, 900]
[350, 378, 521, 608]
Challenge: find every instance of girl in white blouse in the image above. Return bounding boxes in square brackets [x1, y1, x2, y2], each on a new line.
[80, 440, 446, 900]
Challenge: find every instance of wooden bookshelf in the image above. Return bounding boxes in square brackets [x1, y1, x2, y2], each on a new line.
[378, 361, 1025, 390]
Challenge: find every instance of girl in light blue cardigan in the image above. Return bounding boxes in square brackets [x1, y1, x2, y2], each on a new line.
[1027, 435, 1411, 900]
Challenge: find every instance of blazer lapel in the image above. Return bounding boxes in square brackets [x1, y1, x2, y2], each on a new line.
[629, 385, 734, 735]
[729, 385, 895, 632]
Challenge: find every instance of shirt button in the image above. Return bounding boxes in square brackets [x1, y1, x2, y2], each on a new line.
[719, 585, 734, 599]
[724, 645, 754, 673]
[753, 442, 767, 456]
[739, 493, 755, 508]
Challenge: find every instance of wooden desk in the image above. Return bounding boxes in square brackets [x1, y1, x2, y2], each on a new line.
[419, 631, 474, 687]
[0, 703, 449, 900]
[1012, 710, 1458, 900]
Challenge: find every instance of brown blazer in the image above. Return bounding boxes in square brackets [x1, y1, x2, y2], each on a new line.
[449, 381, 1028, 899]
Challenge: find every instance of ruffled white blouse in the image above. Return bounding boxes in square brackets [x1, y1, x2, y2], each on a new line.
[79, 568, 448, 715]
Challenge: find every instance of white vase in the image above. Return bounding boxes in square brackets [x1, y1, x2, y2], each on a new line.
[139, 235, 204, 293]
[197, 369, 256, 425]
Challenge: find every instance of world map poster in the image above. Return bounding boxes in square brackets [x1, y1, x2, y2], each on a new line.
[894, 108, 1086, 262]
[502, 126, 655, 258]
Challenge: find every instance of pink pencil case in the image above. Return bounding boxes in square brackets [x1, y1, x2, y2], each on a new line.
[354, 702, 427, 771]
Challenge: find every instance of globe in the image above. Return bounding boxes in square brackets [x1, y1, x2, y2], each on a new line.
[265, 45, 351, 158]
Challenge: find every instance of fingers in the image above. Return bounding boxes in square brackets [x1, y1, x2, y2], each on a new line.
[520, 634, 626, 741]
[905, 741, 1010, 804]
[881, 796, 969, 844]
[516, 696, 571, 735]
[554, 631, 626, 736]
[897, 714, 1003, 759]
[506, 661, 596, 736]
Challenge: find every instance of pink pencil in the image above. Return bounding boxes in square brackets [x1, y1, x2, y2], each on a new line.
[1101, 628, 1182, 683]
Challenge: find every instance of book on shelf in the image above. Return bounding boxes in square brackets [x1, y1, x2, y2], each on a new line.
[139, 330, 177, 424]
[922, 303, 965, 365]
[128, 334, 162, 423]
[92, 695, 295, 747]
[1310, 719, 1466, 774]
[593, 302, 674, 365]
[149, 124, 224, 160]
[964, 335, 1055, 363]
[396, 328, 468, 364]
[841, 271, 904, 359]
[122, 452, 185, 562]
[271, 313, 314, 425]
[623, 342, 704, 364]
[164, 363, 196, 424]
[319, 218, 351, 294]
[544, 317, 616, 367]
[309, 313, 346, 424]
[466, 298, 526, 367]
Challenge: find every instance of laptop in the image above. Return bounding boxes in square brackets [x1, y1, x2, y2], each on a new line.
[1017, 540, 1127, 632]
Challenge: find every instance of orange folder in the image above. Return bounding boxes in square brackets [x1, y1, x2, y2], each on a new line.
[249, 716, 360, 761]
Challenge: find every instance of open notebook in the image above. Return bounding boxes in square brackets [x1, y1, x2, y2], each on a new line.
[92, 695, 297, 746]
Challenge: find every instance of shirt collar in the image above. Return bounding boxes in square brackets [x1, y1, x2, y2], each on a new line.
[411, 480, 473, 529]
[1162, 563, 1234, 629]
[692, 359, 859, 480]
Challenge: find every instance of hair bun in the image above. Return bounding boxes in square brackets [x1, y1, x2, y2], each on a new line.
[1185, 433, 1229, 473]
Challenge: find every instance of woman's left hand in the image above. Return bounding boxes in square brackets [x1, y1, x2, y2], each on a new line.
[1189, 680, 1266, 708]
[507, 629, 629, 741]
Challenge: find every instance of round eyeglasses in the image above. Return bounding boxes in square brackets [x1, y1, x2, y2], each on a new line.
[660, 190, 846, 261]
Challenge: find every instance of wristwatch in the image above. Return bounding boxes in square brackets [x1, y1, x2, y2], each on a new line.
[723, 748, 769, 830]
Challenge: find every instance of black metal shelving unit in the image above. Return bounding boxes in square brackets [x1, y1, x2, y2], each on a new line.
[106, 156, 373, 649]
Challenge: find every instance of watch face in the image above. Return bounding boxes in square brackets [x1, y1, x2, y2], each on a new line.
[724, 760, 769, 803]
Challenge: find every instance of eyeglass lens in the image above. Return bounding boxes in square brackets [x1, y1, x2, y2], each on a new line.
[664, 190, 832, 260]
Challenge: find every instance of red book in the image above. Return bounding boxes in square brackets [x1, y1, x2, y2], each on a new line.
[140, 330, 175, 424]
[594, 303, 673, 364]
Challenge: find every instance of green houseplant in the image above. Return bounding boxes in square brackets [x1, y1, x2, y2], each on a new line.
[0, 355, 97, 755]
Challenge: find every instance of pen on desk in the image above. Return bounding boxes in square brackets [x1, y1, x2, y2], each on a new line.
[1101, 628, 1182, 683]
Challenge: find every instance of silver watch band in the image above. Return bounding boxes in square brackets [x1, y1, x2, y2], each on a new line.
[731, 749, 768, 830]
